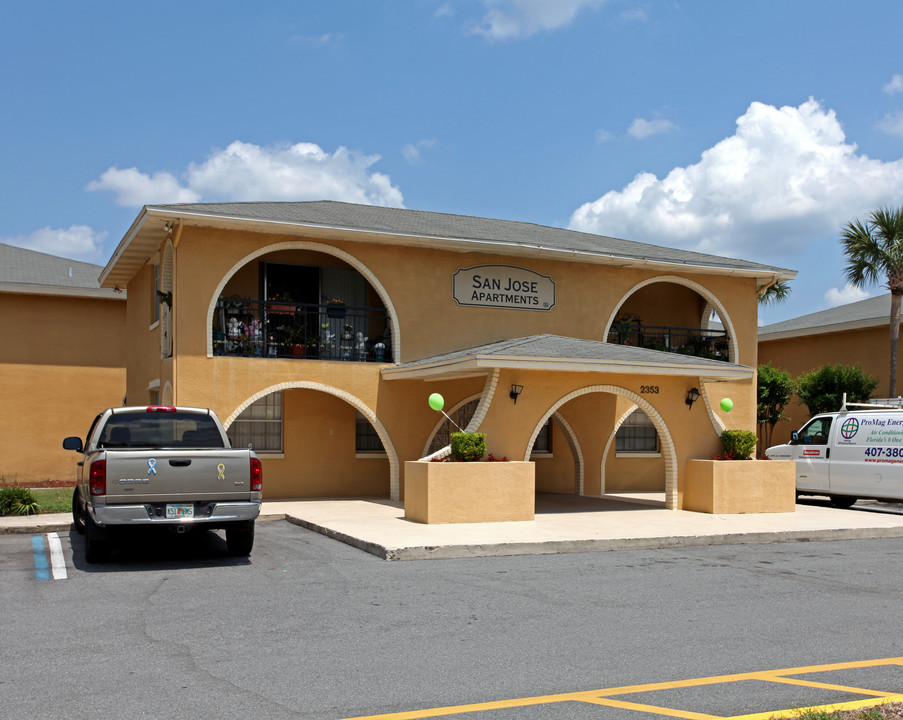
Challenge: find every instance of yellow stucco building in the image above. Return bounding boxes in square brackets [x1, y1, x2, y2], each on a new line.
[0, 243, 127, 484]
[94, 201, 794, 510]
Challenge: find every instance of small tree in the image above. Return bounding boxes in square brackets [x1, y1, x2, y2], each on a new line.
[757, 363, 794, 451]
[796, 364, 878, 416]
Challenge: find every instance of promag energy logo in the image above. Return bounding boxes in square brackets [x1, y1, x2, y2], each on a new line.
[840, 417, 859, 440]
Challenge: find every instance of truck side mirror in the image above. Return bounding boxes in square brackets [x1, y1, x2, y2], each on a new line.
[63, 437, 83, 452]
[790, 431, 799, 445]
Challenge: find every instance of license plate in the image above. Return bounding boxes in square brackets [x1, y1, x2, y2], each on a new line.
[165, 504, 194, 519]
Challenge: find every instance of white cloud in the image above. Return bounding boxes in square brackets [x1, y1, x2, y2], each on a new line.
[86, 167, 200, 206]
[825, 283, 871, 308]
[402, 138, 437, 164]
[595, 128, 613, 143]
[87, 141, 404, 208]
[879, 110, 903, 137]
[628, 117, 677, 139]
[470, 0, 607, 40]
[570, 98, 903, 260]
[883, 74, 903, 95]
[4, 225, 107, 262]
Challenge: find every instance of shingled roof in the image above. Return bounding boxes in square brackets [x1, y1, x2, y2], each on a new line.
[0, 243, 124, 299]
[759, 294, 894, 340]
[382, 334, 752, 381]
[102, 200, 796, 287]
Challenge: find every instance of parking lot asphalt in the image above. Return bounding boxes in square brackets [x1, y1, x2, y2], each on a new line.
[5, 493, 903, 560]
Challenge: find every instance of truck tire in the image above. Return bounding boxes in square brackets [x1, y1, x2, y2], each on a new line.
[226, 520, 255, 557]
[829, 495, 857, 509]
[84, 514, 110, 563]
[72, 488, 86, 535]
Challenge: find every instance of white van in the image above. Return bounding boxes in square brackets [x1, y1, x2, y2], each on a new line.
[765, 397, 903, 508]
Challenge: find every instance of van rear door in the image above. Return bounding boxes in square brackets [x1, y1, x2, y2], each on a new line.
[830, 413, 903, 500]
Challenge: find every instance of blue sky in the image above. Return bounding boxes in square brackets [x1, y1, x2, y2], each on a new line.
[3, 0, 903, 324]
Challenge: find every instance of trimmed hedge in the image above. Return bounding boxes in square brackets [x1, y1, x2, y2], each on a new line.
[450, 432, 486, 462]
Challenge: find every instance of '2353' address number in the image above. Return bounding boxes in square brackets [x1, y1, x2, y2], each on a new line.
[640, 385, 659, 394]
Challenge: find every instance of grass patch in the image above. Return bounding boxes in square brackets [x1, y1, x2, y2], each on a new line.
[30, 487, 72, 514]
[780, 704, 903, 719]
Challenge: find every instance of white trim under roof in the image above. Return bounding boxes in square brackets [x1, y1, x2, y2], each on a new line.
[0, 282, 126, 300]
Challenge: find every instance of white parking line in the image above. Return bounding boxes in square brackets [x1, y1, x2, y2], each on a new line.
[46, 532, 67, 580]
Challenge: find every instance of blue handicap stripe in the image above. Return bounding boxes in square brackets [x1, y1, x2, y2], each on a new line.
[32, 535, 50, 580]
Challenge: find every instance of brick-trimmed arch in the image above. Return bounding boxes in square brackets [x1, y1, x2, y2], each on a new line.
[206, 240, 401, 362]
[604, 275, 740, 364]
[526, 385, 678, 509]
[223, 381, 400, 500]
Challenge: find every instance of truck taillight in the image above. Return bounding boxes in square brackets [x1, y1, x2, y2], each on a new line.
[146, 406, 176, 413]
[89, 459, 106, 496]
[250, 458, 262, 492]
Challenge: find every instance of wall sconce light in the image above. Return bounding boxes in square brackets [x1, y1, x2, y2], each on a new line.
[510, 384, 524, 404]
[685, 387, 700, 410]
[163, 221, 174, 235]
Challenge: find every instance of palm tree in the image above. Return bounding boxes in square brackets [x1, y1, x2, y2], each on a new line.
[840, 206, 903, 396]
[757, 280, 791, 306]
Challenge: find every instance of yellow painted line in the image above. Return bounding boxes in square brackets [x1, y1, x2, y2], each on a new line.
[760, 674, 899, 697]
[335, 656, 903, 720]
[583, 696, 723, 719]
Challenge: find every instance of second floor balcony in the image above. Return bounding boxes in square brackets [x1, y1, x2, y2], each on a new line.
[607, 321, 729, 362]
[213, 297, 393, 362]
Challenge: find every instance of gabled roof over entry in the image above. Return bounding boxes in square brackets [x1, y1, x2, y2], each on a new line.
[381, 334, 753, 381]
[100, 200, 795, 288]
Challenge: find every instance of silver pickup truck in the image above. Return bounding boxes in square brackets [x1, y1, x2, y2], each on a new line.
[63, 406, 262, 562]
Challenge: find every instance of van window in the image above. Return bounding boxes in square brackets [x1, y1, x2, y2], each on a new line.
[798, 417, 832, 445]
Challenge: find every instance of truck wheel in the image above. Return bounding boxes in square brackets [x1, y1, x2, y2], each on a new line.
[829, 495, 857, 509]
[72, 488, 86, 535]
[84, 514, 110, 563]
[226, 521, 255, 557]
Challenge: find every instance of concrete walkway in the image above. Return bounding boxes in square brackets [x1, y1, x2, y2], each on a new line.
[9, 494, 903, 560]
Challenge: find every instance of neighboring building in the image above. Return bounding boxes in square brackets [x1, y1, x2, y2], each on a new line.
[758, 293, 901, 446]
[96, 201, 793, 509]
[0, 243, 126, 484]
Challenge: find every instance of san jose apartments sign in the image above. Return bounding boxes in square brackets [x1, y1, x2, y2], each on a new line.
[453, 265, 556, 311]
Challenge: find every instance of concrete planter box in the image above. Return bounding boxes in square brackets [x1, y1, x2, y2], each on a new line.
[404, 460, 535, 524]
[684, 459, 796, 514]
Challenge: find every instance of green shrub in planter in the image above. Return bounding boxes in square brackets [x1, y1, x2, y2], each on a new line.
[450, 432, 486, 462]
[717, 430, 757, 460]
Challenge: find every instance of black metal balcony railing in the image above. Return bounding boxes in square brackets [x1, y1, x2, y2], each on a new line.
[607, 323, 729, 362]
[213, 298, 392, 362]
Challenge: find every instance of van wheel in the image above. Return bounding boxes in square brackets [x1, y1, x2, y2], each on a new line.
[830, 495, 857, 509]
[226, 521, 255, 557]
[72, 488, 86, 535]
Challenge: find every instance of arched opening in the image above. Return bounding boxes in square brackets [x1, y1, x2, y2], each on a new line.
[223, 382, 398, 500]
[605, 276, 739, 363]
[207, 241, 400, 362]
[160, 240, 174, 358]
[526, 385, 678, 509]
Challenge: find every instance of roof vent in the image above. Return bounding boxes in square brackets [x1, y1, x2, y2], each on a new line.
[68, 267, 72, 278]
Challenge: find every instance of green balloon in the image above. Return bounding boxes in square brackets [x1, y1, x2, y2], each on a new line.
[428, 393, 445, 412]
[720, 398, 733, 412]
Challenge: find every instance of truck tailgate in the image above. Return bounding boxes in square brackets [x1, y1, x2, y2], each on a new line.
[101, 449, 256, 503]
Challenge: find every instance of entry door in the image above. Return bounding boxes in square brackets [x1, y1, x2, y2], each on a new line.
[793, 417, 832, 494]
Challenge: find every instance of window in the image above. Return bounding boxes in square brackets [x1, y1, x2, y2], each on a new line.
[151, 262, 160, 325]
[532, 420, 553, 454]
[797, 417, 832, 445]
[355, 411, 385, 453]
[615, 409, 659, 453]
[428, 400, 479, 454]
[228, 393, 283, 452]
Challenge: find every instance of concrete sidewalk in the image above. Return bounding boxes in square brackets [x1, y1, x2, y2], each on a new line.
[9, 494, 903, 560]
